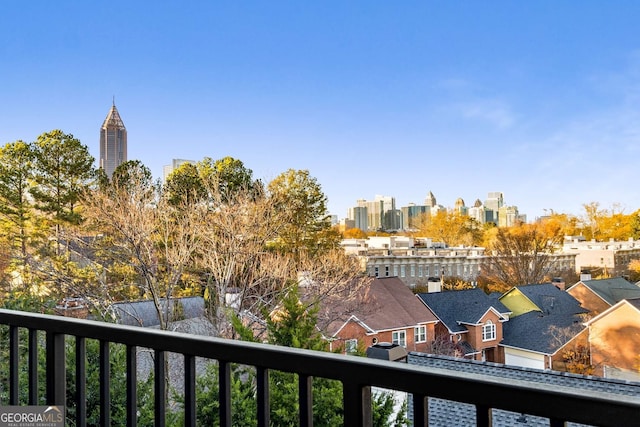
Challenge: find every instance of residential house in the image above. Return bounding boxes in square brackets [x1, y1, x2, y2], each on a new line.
[323, 277, 438, 354]
[584, 298, 640, 381]
[566, 277, 640, 316]
[499, 284, 589, 370]
[417, 288, 510, 362]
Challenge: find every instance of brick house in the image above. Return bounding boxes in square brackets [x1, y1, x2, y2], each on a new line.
[566, 277, 640, 316]
[323, 277, 438, 354]
[499, 283, 589, 370]
[417, 288, 510, 362]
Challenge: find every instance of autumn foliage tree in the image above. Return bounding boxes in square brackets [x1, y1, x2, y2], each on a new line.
[480, 221, 565, 291]
[415, 210, 483, 247]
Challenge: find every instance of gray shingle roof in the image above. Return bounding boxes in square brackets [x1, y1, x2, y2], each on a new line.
[499, 284, 587, 354]
[408, 352, 640, 427]
[577, 277, 640, 306]
[514, 283, 588, 316]
[111, 297, 205, 327]
[502, 311, 585, 354]
[417, 289, 510, 333]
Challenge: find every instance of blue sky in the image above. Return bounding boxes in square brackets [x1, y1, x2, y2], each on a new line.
[1, 2, 639, 221]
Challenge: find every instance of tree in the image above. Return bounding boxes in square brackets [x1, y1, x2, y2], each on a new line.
[80, 161, 205, 330]
[628, 259, 640, 283]
[342, 227, 367, 239]
[631, 210, 640, 240]
[416, 211, 483, 247]
[198, 156, 259, 203]
[163, 162, 207, 206]
[29, 130, 95, 254]
[218, 287, 401, 427]
[480, 222, 564, 291]
[0, 141, 35, 263]
[197, 183, 289, 335]
[267, 169, 338, 259]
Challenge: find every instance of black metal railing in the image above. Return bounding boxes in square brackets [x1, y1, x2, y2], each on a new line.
[1, 308, 639, 426]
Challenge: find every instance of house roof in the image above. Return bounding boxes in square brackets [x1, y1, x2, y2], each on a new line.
[499, 284, 587, 354]
[324, 276, 438, 337]
[407, 352, 640, 427]
[505, 283, 588, 316]
[569, 277, 640, 306]
[501, 310, 586, 354]
[417, 288, 510, 334]
[110, 296, 205, 327]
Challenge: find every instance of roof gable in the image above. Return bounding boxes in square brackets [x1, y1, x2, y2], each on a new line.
[418, 288, 509, 334]
[585, 297, 640, 326]
[503, 283, 587, 317]
[499, 287, 540, 317]
[324, 277, 437, 336]
[572, 277, 640, 306]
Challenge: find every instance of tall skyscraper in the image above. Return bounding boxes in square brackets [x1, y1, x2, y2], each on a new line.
[100, 101, 127, 178]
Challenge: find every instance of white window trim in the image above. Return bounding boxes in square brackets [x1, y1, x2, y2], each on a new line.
[414, 325, 427, 343]
[345, 339, 358, 354]
[482, 320, 496, 342]
[392, 330, 407, 347]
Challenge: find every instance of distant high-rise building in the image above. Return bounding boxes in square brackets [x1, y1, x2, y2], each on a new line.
[349, 195, 397, 231]
[163, 158, 196, 183]
[99, 101, 127, 178]
[425, 191, 437, 207]
[401, 203, 430, 230]
[348, 204, 369, 231]
[484, 192, 504, 224]
[454, 197, 468, 215]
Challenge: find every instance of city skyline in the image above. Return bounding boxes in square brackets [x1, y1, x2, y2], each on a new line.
[2, 2, 639, 220]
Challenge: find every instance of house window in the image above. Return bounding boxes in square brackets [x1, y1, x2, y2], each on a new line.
[418, 265, 423, 277]
[410, 265, 415, 277]
[482, 320, 496, 341]
[374, 267, 379, 277]
[345, 339, 358, 354]
[392, 330, 406, 347]
[400, 265, 405, 277]
[414, 326, 426, 343]
[393, 265, 399, 276]
[385, 266, 389, 277]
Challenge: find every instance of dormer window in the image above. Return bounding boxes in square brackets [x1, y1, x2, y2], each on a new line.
[482, 320, 496, 341]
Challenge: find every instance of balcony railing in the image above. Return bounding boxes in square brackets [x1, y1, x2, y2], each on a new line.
[1, 308, 639, 427]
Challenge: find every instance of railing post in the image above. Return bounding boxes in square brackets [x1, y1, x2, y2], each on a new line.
[155, 350, 166, 427]
[413, 393, 428, 427]
[100, 340, 111, 427]
[126, 345, 137, 427]
[184, 354, 196, 427]
[476, 404, 491, 427]
[75, 337, 87, 427]
[9, 325, 19, 405]
[343, 382, 372, 426]
[299, 374, 313, 427]
[28, 329, 38, 405]
[46, 331, 65, 406]
[256, 367, 270, 427]
[219, 360, 232, 427]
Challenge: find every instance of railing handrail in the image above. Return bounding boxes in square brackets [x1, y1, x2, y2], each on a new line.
[1, 308, 639, 426]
